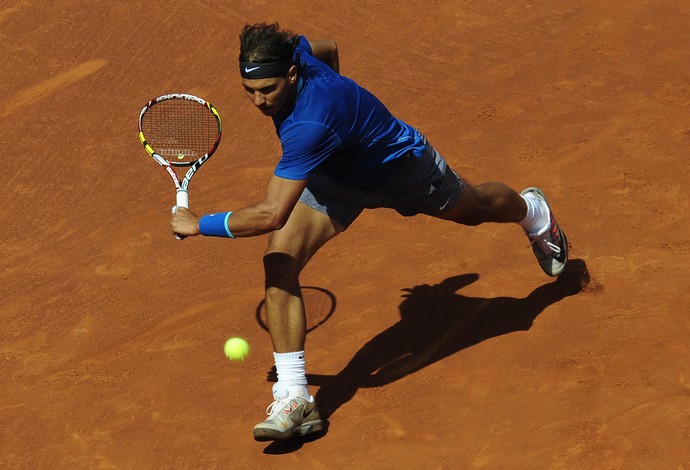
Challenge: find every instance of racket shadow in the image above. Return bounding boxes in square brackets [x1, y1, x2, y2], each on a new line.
[255, 285, 337, 334]
[308, 258, 591, 421]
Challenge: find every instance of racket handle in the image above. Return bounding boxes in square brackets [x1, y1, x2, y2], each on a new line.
[176, 189, 189, 209]
[172, 189, 189, 240]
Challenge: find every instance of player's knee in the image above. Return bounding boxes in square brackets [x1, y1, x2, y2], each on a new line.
[455, 208, 488, 226]
[443, 186, 490, 226]
[263, 252, 300, 288]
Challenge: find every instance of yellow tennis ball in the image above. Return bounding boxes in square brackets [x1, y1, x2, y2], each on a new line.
[224, 337, 249, 361]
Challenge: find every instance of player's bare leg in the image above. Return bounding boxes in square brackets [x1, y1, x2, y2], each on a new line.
[254, 202, 343, 441]
[437, 181, 527, 225]
[263, 202, 343, 352]
[439, 180, 568, 276]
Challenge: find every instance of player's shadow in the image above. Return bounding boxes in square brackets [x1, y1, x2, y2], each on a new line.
[261, 259, 590, 452]
[308, 258, 590, 421]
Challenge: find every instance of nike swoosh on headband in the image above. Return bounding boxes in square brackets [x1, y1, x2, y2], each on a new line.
[240, 59, 292, 79]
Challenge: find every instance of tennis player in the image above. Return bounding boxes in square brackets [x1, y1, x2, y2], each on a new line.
[171, 22, 568, 441]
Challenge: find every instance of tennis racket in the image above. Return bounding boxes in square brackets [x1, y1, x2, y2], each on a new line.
[138, 93, 222, 236]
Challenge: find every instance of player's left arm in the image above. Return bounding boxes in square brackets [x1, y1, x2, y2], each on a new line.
[307, 39, 339, 73]
[171, 175, 308, 238]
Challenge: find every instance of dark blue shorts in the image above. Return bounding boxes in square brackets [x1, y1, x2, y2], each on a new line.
[298, 135, 464, 228]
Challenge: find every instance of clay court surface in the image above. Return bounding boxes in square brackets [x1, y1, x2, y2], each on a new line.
[2, 1, 689, 468]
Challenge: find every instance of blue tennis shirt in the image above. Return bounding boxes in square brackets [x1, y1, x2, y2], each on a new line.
[272, 36, 426, 189]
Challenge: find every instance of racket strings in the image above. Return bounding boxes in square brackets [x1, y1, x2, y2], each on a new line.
[142, 99, 219, 164]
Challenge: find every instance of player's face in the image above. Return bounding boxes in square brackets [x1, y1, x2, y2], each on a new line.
[242, 66, 298, 116]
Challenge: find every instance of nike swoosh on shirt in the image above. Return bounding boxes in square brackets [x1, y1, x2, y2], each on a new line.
[244, 66, 261, 73]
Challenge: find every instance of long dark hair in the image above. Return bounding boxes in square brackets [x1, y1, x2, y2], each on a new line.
[239, 23, 299, 63]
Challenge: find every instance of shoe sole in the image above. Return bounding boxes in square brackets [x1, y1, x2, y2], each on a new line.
[521, 187, 568, 277]
[253, 419, 324, 442]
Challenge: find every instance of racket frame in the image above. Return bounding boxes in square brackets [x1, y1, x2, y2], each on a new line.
[138, 93, 222, 209]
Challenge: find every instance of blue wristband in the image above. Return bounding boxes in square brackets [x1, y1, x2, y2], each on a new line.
[199, 212, 235, 238]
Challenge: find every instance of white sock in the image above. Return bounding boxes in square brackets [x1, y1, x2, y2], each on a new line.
[273, 351, 308, 399]
[519, 193, 550, 235]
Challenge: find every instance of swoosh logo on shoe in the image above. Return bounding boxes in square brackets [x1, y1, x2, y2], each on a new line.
[244, 66, 261, 73]
[301, 401, 318, 420]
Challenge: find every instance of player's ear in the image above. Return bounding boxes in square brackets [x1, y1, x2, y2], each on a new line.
[287, 65, 298, 84]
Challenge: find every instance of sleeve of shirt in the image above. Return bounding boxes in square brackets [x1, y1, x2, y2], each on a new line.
[274, 121, 342, 180]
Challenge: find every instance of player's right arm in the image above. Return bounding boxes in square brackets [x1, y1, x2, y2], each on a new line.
[225, 175, 308, 237]
[307, 39, 339, 73]
[171, 175, 308, 238]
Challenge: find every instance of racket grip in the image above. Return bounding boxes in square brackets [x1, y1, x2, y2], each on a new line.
[172, 189, 189, 240]
[176, 189, 189, 209]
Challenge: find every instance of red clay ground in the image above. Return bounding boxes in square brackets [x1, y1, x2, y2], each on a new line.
[2, 1, 689, 468]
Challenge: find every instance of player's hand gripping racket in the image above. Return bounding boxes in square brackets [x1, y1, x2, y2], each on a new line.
[138, 93, 222, 239]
